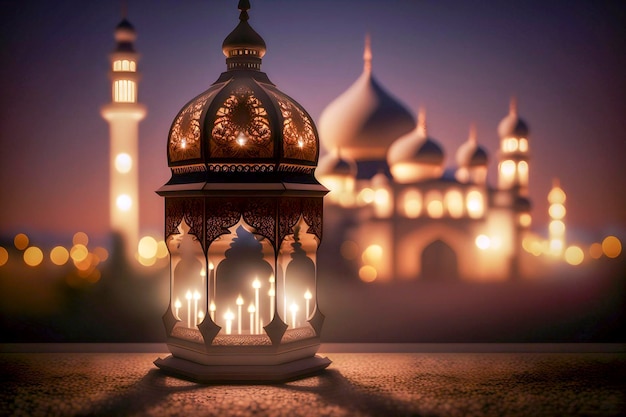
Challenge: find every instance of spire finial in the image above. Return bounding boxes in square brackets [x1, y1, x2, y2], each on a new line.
[121, 0, 127, 18]
[417, 106, 427, 137]
[509, 96, 518, 116]
[238, 0, 250, 21]
[468, 123, 477, 144]
[363, 33, 372, 73]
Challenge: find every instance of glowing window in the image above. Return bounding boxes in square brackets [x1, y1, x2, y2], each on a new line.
[114, 80, 136, 103]
[425, 190, 443, 218]
[519, 138, 528, 152]
[113, 60, 121, 71]
[466, 190, 484, 218]
[501, 160, 516, 176]
[402, 189, 422, 218]
[518, 161, 529, 185]
[444, 190, 464, 218]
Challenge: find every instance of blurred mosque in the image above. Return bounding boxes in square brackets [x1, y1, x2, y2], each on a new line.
[315, 36, 562, 282]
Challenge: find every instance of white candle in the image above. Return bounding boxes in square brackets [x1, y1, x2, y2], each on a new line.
[304, 289, 312, 320]
[224, 309, 234, 335]
[290, 302, 298, 329]
[248, 303, 255, 335]
[198, 310, 205, 324]
[268, 287, 275, 320]
[209, 301, 216, 322]
[252, 278, 261, 335]
[236, 295, 244, 335]
[174, 298, 181, 320]
[185, 290, 192, 328]
[193, 290, 200, 327]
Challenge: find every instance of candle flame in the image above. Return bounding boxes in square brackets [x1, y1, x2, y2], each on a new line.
[193, 290, 201, 300]
[252, 277, 261, 289]
[210, 301, 216, 312]
[236, 294, 244, 305]
[174, 298, 182, 309]
[304, 289, 312, 300]
[185, 290, 192, 300]
[248, 303, 256, 313]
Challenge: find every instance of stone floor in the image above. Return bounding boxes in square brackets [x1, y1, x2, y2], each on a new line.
[1, 349, 625, 416]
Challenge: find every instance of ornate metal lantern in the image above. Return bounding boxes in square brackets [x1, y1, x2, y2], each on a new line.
[154, 1, 330, 382]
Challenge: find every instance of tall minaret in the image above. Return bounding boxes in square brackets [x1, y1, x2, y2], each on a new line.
[101, 16, 146, 259]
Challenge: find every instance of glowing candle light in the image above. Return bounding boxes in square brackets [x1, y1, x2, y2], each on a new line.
[290, 302, 298, 329]
[193, 290, 201, 327]
[252, 277, 261, 335]
[185, 290, 192, 328]
[248, 303, 256, 335]
[224, 310, 234, 335]
[304, 289, 312, 319]
[174, 298, 181, 320]
[268, 274, 275, 319]
[209, 301, 216, 322]
[236, 295, 244, 335]
[198, 310, 205, 323]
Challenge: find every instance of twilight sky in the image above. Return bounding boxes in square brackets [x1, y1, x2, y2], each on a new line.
[1, 0, 624, 245]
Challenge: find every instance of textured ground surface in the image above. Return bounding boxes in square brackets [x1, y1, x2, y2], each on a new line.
[1, 351, 625, 417]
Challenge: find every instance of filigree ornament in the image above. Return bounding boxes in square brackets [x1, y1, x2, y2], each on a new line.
[211, 87, 272, 158]
[165, 198, 205, 246]
[169, 90, 215, 163]
[269, 90, 317, 162]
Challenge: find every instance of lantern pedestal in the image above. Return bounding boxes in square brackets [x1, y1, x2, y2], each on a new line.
[154, 354, 331, 383]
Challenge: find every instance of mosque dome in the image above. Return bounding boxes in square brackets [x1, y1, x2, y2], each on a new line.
[113, 18, 137, 52]
[498, 97, 529, 139]
[387, 109, 444, 183]
[316, 150, 357, 179]
[456, 124, 488, 167]
[166, 0, 319, 183]
[317, 35, 415, 161]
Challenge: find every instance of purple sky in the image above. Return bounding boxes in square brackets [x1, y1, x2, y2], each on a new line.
[1, 0, 625, 245]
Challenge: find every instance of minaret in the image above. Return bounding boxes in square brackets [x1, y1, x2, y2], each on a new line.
[497, 97, 530, 195]
[101, 16, 146, 259]
[548, 178, 566, 256]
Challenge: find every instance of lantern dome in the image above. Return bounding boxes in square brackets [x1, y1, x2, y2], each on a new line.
[498, 97, 529, 139]
[166, 0, 319, 184]
[317, 35, 415, 161]
[456, 124, 488, 167]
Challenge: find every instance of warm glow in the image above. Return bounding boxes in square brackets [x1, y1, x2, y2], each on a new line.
[475, 235, 491, 250]
[73, 232, 89, 246]
[549, 203, 566, 219]
[114, 79, 136, 103]
[602, 236, 622, 258]
[589, 242, 603, 259]
[70, 244, 89, 263]
[14, 233, 29, 250]
[374, 188, 389, 206]
[564, 246, 584, 265]
[0, 247, 8, 266]
[500, 160, 516, 176]
[362, 244, 383, 265]
[548, 187, 566, 204]
[340, 240, 359, 260]
[445, 190, 464, 218]
[304, 290, 312, 300]
[502, 138, 518, 152]
[466, 190, 484, 218]
[519, 213, 532, 227]
[113, 59, 136, 72]
[236, 132, 247, 146]
[359, 188, 375, 204]
[116, 194, 132, 211]
[550, 239, 564, 254]
[236, 295, 244, 306]
[518, 161, 528, 185]
[358, 265, 377, 282]
[252, 278, 261, 289]
[156, 240, 168, 258]
[519, 138, 528, 152]
[93, 246, 109, 262]
[23, 246, 44, 267]
[50, 246, 69, 266]
[114, 153, 133, 174]
[402, 189, 422, 218]
[138, 236, 158, 259]
[549, 220, 565, 235]
[425, 190, 443, 218]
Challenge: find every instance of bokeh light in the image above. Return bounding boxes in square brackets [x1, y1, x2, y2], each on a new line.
[340, 240, 359, 260]
[589, 242, 603, 259]
[362, 244, 383, 265]
[114, 153, 132, 173]
[475, 235, 491, 250]
[70, 244, 89, 263]
[358, 265, 377, 282]
[602, 236, 622, 258]
[138, 236, 158, 259]
[0, 247, 8, 266]
[564, 246, 584, 266]
[549, 203, 566, 219]
[14, 233, 29, 250]
[156, 240, 169, 258]
[93, 246, 109, 262]
[23, 246, 44, 267]
[116, 194, 132, 211]
[72, 231, 89, 246]
[50, 246, 70, 266]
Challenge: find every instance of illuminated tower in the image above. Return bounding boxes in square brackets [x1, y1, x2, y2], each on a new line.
[101, 17, 146, 258]
[497, 97, 530, 195]
[548, 178, 566, 256]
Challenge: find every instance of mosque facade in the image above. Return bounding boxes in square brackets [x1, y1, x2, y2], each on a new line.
[316, 37, 542, 282]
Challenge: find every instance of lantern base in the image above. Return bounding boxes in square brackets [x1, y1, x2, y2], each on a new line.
[154, 354, 331, 383]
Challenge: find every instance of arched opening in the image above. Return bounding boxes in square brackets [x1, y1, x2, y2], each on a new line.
[420, 239, 458, 280]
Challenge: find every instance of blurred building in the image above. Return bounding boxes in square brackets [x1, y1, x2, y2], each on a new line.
[316, 37, 533, 282]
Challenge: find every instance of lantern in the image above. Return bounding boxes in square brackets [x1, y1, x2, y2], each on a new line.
[153, 1, 330, 382]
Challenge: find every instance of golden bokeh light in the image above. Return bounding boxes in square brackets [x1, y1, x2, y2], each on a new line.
[564, 246, 584, 266]
[138, 236, 158, 259]
[156, 240, 169, 258]
[358, 265, 377, 282]
[519, 213, 532, 227]
[116, 194, 132, 211]
[475, 235, 491, 250]
[138, 254, 157, 267]
[93, 246, 109, 262]
[548, 203, 566, 220]
[114, 152, 132, 173]
[23, 246, 44, 267]
[362, 244, 383, 265]
[340, 240, 359, 260]
[50, 246, 70, 266]
[426, 199, 443, 218]
[548, 186, 566, 204]
[549, 220, 565, 235]
[602, 236, 622, 258]
[0, 247, 8, 266]
[70, 244, 89, 263]
[14, 233, 29, 250]
[72, 231, 89, 246]
[358, 188, 375, 204]
[589, 242, 603, 259]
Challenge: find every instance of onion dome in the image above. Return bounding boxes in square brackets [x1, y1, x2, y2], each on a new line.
[498, 97, 528, 139]
[113, 19, 136, 52]
[165, 0, 320, 184]
[318, 34, 415, 160]
[387, 108, 444, 183]
[456, 124, 488, 167]
[316, 149, 357, 179]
